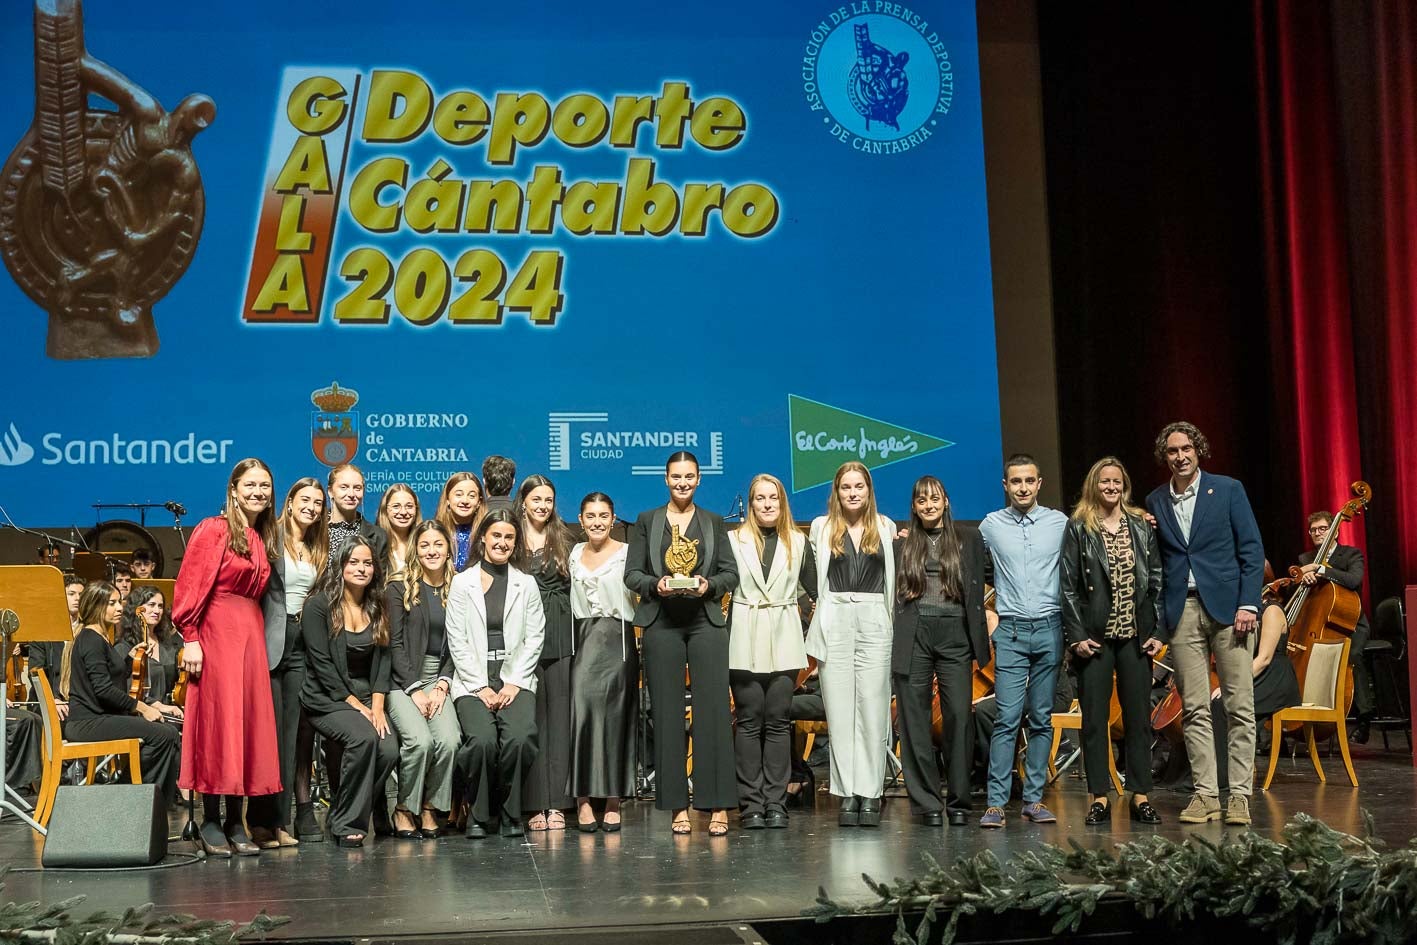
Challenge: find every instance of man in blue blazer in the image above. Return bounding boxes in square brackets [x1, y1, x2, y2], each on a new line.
[1146, 421, 1264, 827]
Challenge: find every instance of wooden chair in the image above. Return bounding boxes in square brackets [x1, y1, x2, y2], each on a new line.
[30, 669, 145, 826]
[1046, 700, 1124, 795]
[1262, 639, 1357, 790]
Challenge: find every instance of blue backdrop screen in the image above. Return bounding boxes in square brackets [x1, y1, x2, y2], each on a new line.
[0, 0, 1000, 524]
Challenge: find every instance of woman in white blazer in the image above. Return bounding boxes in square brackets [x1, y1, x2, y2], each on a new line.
[445, 509, 546, 839]
[727, 474, 816, 830]
[805, 461, 897, 827]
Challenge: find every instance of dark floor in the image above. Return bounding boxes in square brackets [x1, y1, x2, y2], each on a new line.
[2, 747, 1414, 942]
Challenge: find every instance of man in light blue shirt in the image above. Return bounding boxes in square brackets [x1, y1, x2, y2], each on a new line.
[977, 453, 1068, 828]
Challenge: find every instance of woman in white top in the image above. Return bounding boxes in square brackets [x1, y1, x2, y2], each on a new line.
[727, 474, 816, 830]
[376, 483, 421, 578]
[805, 461, 897, 827]
[568, 492, 637, 833]
[445, 509, 546, 838]
[251, 476, 327, 848]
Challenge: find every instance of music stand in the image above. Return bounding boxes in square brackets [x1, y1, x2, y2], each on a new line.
[0, 565, 71, 834]
[72, 550, 132, 583]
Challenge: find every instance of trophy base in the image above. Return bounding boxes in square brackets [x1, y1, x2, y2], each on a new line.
[665, 575, 699, 590]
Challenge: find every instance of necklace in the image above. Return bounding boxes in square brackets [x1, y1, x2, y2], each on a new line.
[925, 530, 942, 552]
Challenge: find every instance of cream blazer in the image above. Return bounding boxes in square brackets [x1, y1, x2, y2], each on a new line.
[728, 528, 809, 673]
[445, 563, 545, 697]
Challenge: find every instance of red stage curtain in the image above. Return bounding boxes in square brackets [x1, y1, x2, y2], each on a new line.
[1254, 0, 1417, 596]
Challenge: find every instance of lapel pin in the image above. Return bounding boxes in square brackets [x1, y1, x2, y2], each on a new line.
[1207, 489, 1214, 495]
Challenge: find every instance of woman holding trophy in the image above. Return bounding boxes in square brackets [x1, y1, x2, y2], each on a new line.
[625, 452, 739, 837]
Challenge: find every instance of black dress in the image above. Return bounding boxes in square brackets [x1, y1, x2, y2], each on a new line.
[523, 547, 573, 813]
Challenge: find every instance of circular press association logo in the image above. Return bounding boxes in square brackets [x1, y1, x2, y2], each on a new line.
[802, 5, 954, 154]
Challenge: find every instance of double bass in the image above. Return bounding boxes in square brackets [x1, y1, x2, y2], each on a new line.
[1280, 481, 1372, 733]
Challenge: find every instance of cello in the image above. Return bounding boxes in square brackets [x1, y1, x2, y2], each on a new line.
[1280, 481, 1372, 734]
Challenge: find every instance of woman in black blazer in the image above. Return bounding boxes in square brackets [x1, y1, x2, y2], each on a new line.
[384, 520, 459, 838]
[1060, 457, 1165, 826]
[301, 539, 399, 847]
[624, 451, 739, 836]
[891, 476, 988, 827]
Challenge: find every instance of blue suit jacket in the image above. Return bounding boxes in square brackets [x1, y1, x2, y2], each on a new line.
[1145, 472, 1265, 631]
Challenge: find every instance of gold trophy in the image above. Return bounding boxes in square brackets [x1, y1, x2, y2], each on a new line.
[663, 524, 700, 591]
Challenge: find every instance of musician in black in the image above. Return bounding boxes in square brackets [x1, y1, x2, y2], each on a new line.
[1297, 511, 1376, 740]
[63, 582, 180, 805]
[115, 586, 181, 705]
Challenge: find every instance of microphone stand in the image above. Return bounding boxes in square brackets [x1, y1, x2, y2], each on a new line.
[0, 505, 86, 567]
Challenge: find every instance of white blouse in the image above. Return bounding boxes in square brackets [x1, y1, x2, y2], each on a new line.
[569, 542, 633, 620]
[283, 556, 318, 615]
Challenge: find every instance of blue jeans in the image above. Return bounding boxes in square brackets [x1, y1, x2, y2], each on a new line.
[985, 614, 1062, 807]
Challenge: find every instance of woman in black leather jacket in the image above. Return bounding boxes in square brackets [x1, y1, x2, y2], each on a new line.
[1061, 457, 1165, 826]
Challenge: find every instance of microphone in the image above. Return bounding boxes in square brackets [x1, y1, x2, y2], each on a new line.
[164, 501, 188, 516]
[726, 494, 747, 523]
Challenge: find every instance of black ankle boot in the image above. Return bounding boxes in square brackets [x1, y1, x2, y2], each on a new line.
[295, 801, 323, 842]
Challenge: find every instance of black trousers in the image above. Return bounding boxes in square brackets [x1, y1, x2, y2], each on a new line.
[1349, 624, 1376, 716]
[64, 714, 180, 805]
[454, 693, 537, 825]
[523, 656, 572, 812]
[730, 670, 795, 816]
[643, 614, 737, 811]
[5, 707, 43, 789]
[1075, 636, 1153, 796]
[894, 613, 974, 815]
[306, 706, 399, 837]
[249, 625, 304, 830]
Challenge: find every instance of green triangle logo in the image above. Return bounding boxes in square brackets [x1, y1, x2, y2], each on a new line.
[788, 394, 954, 492]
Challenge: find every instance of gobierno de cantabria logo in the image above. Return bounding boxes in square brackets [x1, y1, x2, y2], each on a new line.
[802, 4, 955, 155]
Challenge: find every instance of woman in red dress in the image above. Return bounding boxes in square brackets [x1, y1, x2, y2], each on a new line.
[173, 458, 282, 857]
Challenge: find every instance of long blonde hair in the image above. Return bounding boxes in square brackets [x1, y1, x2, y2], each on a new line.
[435, 472, 485, 535]
[401, 520, 454, 611]
[1071, 456, 1145, 532]
[377, 483, 422, 568]
[280, 477, 329, 576]
[737, 473, 797, 568]
[224, 458, 279, 561]
[826, 462, 882, 557]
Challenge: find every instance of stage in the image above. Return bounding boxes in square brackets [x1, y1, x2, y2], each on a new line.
[2, 746, 1414, 944]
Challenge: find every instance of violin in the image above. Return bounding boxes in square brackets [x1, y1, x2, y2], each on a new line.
[6, 645, 27, 703]
[170, 646, 190, 707]
[128, 626, 150, 702]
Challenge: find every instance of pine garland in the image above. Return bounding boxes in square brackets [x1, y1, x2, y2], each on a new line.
[806, 812, 1417, 945]
[0, 867, 290, 945]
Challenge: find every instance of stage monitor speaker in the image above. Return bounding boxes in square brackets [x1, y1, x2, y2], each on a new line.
[42, 783, 166, 867]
